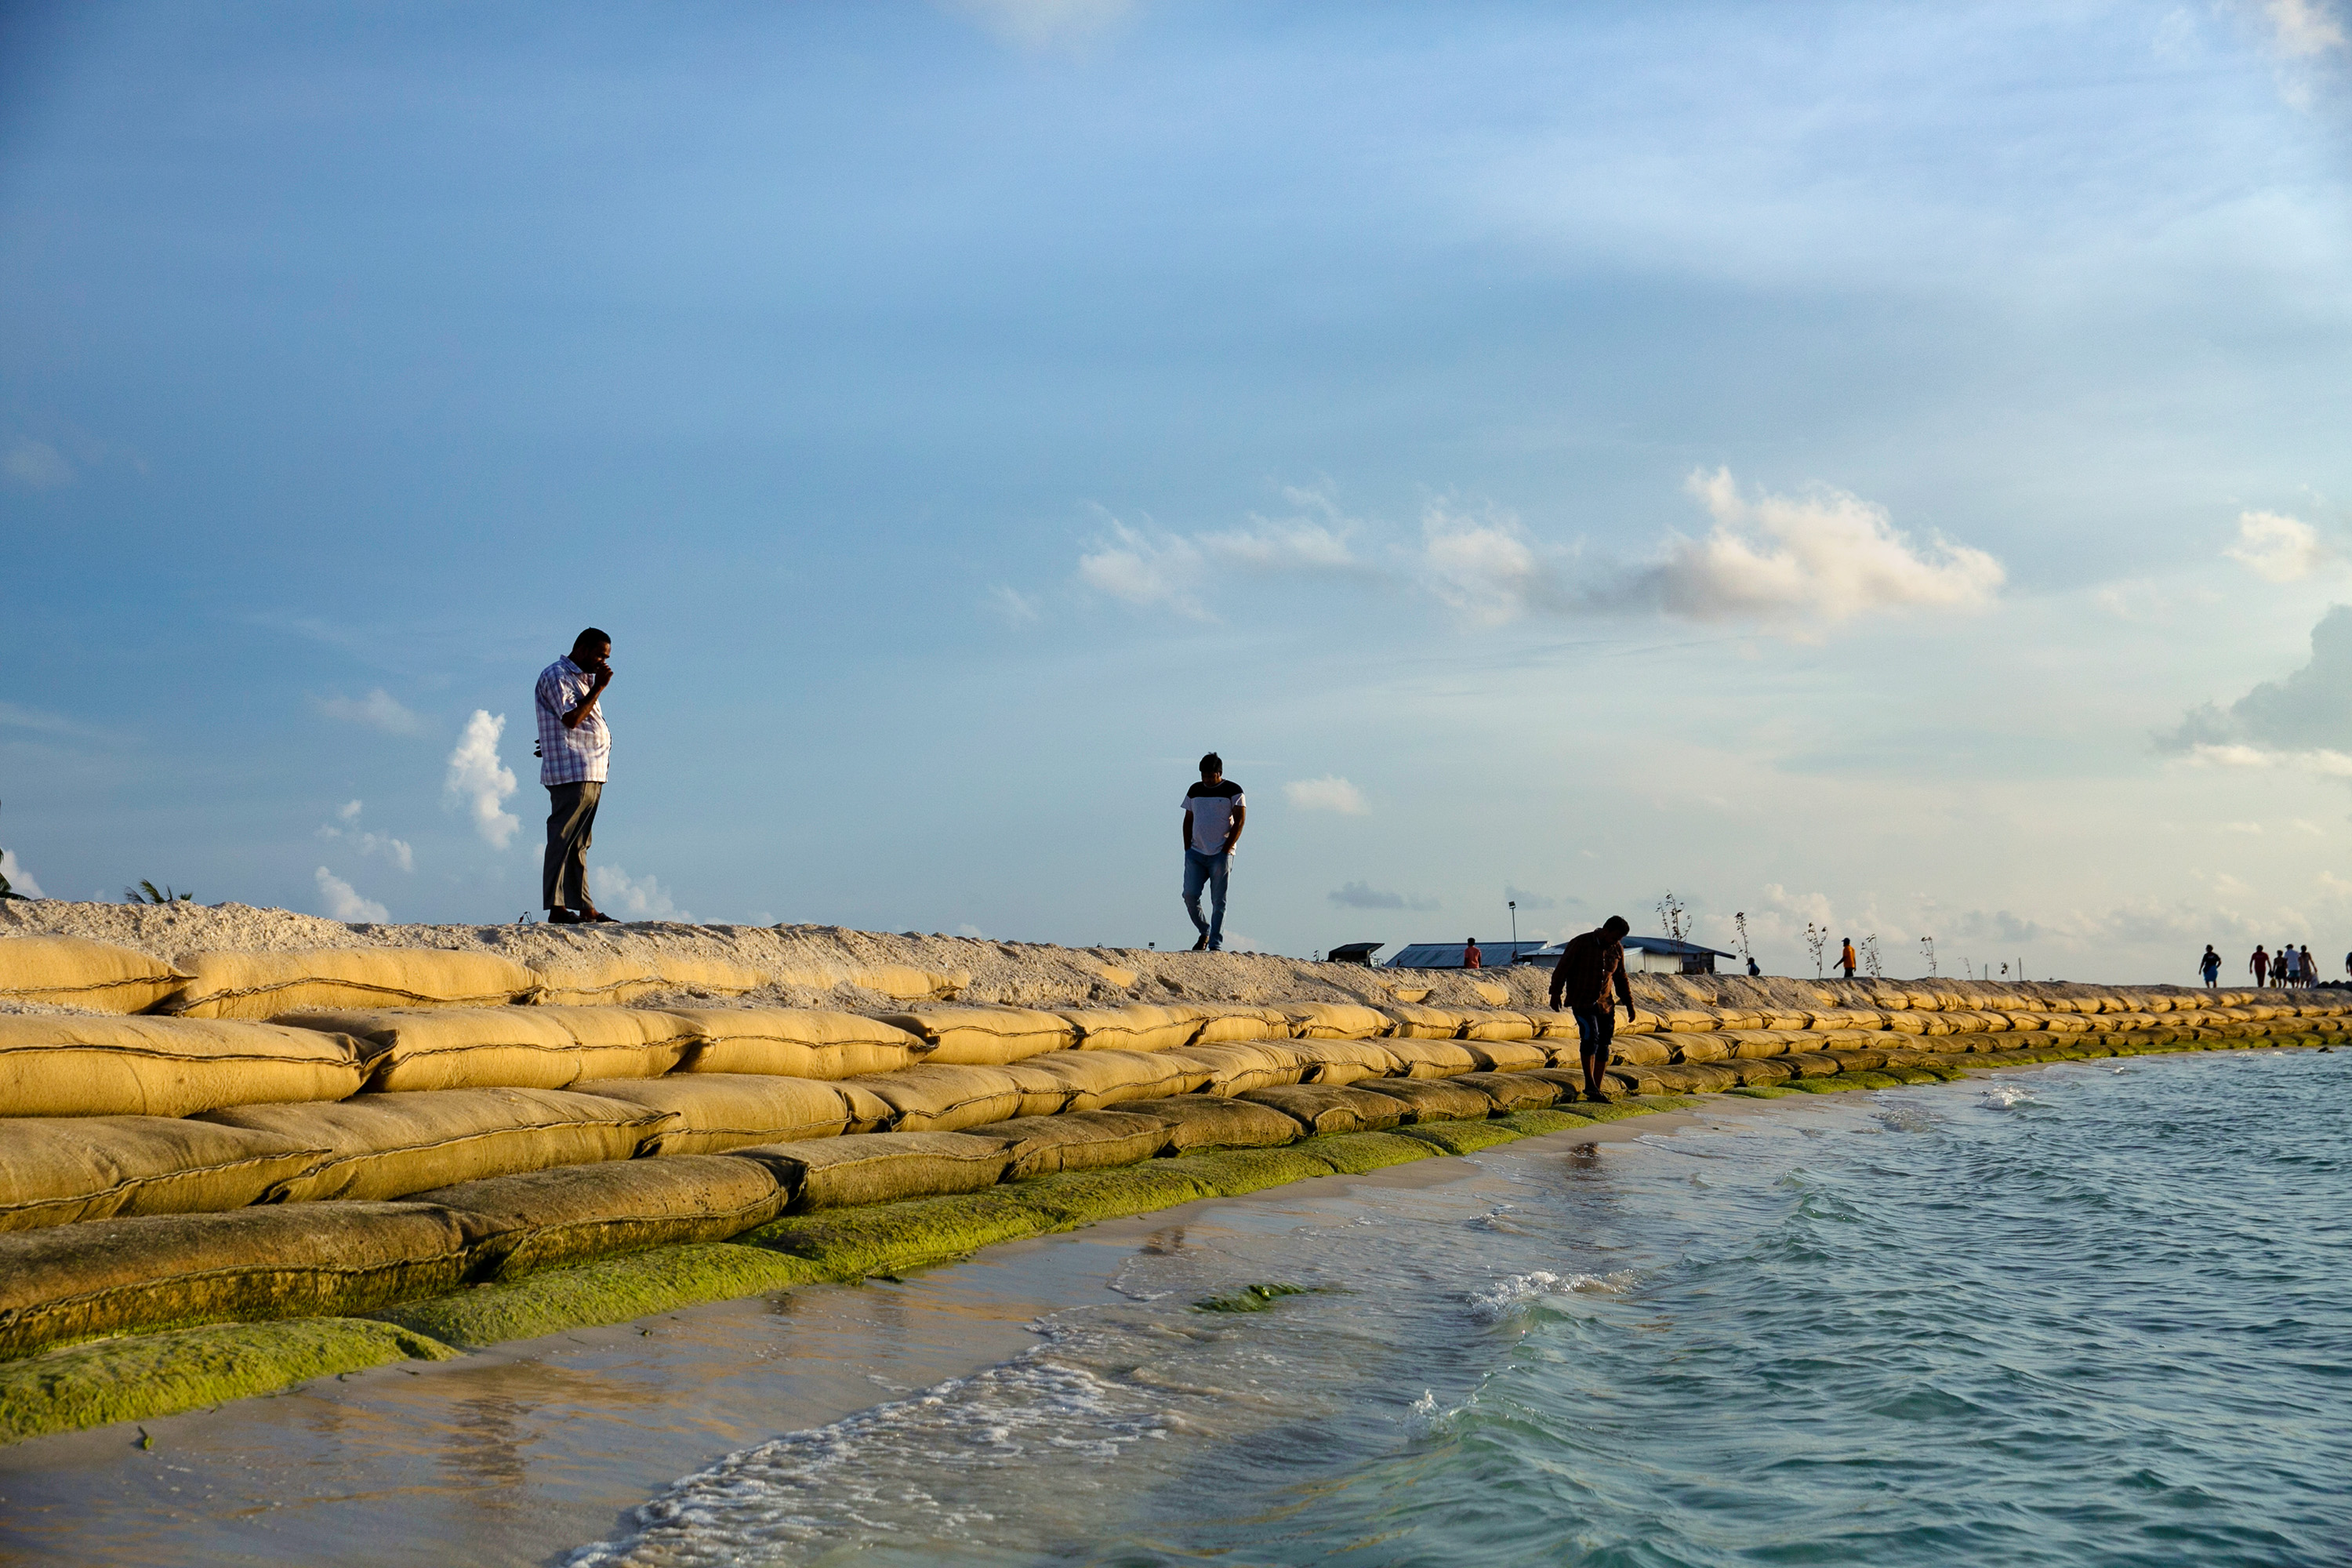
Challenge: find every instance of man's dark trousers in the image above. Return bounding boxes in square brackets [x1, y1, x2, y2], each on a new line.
[544, 782, 601, 911]
[1573, 1004, 1614, 1099]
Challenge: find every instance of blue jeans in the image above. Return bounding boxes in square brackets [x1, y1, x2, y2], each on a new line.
[1182, 848, 1231, 949]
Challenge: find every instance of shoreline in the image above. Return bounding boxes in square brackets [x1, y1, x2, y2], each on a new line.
[0, 1054, 2286, 1568]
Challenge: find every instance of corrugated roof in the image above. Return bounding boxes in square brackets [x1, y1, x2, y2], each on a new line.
[1384, 940, 1553, 969]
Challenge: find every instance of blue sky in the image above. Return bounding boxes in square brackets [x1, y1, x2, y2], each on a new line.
[3, 1, 2348, 980]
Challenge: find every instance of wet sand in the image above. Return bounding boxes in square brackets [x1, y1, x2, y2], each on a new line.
[0, 1099, 1755, 1568]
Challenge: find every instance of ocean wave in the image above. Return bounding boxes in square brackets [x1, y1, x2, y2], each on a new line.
[1466, 1268, 1638, 1323]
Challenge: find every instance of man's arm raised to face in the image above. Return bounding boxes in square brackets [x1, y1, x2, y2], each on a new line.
[563, 644, 613, 730]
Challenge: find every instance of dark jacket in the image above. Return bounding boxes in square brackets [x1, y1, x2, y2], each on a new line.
[1551, 929, 1634, 1013]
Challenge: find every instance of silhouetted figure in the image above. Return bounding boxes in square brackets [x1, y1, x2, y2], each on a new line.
[1549, 916, 1639, 1103]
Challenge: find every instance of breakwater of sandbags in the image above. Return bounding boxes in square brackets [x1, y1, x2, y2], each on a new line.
[1, 904, 2343, 1446]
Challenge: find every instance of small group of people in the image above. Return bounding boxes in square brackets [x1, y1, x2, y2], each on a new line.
[2213, 942, 2340, 988]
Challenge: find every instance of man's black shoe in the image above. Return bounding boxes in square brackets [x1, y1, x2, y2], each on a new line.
[1191, 935, 1209, 952]
[547, 908, 584, 924]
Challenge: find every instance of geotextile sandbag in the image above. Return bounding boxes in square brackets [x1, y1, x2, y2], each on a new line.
[1240, 1084, 1407, 1135]
[0, 1116, 329, 1232]
[666, 1007, 928, 1080]
[1822, 1047, 1891, 1073]
[1015, 1049, 1210, 1111]
[1185, 1005, 1290, 1045]
[1156, 1041, 1306, 1096]
[726, 1131, 1013, 1210]
[1116, 1095, 1303, 1151]
[1778, 1051, 1840, 1078]
[1380, 1003, 1468, 1039]
[1286, 1037, 1401, 1086]
[842, 1064, 1025, 1132]
[277, 1007, 696, 1093]
[408, 1156, 786, 1277]
[651, 956, 769, 997]
[195, 1088, 669, 1203]
[1276, 1002, 1393, 1040]
[525, 953, 663, 1007]
[1461, 1010, 1540, 1043]
[0, 1016, 366, 1118]
[1054, 1004, 1201, 1054]
[1670, 1036, 1731, 1063]
[1589, 1035, 1672, 1069]
[1461, 1038, 1548, 1073]
[0, 1202, 481, 1359]
[1379, 1038, 1481, 1079]
[0, 935, 190, 1013]
[877, 1006, 1075, 1065]
[169, 949, 538, 1018]
[977, 1112, 1174, 1179]
[1450, 1071, 1566, 1112]
[1353, 1076, 1494, 1123]
[571, 1074, 854, 1155]
[1652, 1062, 1740, 1094]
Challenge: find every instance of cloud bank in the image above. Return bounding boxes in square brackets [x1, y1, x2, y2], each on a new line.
[1, 849, 45, 898]
[2165, 605, 2352, 759]
[318, 688, 425, 735]
[314, 866, 388, 923]
[2224, 510, 2332, 583]
[445, 710, 519, 848]
[592, 864, 688, 921]
[1284, 775, 1369, 815]
[1329, 880, 1441, 911]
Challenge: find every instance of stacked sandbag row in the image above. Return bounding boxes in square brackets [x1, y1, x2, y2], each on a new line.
[0, 935, 970, 1017]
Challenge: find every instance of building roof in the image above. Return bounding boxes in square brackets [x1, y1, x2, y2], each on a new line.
[1384, 940, 1553, 969]
[1621, 935, 1738, 959]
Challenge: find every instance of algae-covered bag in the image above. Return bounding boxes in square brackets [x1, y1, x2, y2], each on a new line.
[978, 1112, 1172, 1179]
[840, 1064, 1025, 1132]
[1353, 1076, 1492, 1123]
[0, 1015, 366, 1118]
[666, 1007, 928, 1080]
[0, 1116, 328, 1232]
[1450, 1071, 1566, 1113]
[1460, 1038, 1547, 1073]
[196, 1087, 669, 1202]
[1240, 1084, 1407, 1136]
[0, 1202, 480, 1360]
[876, 1007, 1074, 1065]
[572, 1074, 853, 1156]
[171, 949, 538, 1018]
[1116, 1096, 1301, 1151]
[1276, 1002, 1393, 1040]
[726, 1130, 1013, 1210]
[410, 1156, 786, 1279]
[1053, 1004, 1201, 1054]
[0, 935, 191, 1013]
[277, 1007, 693, 1093]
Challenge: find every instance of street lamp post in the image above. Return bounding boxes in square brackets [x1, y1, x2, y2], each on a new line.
[1508, 900, 1518, 951]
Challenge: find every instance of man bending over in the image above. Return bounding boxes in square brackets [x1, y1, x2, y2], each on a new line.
[1550, 915, 1639, 1103]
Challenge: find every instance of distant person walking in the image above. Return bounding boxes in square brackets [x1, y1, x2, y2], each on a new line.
[2199, 946, 2220, 988]
[1838, 938, 1857, 980]
[1180, 753, 1245, 952]
[2301, 944, 2317, 988]
[1464, 938, 1483, 970]
[2250, 945, 2268, 986]
[1549, 915, 1639, 1103]
[536, 628, 615, 925]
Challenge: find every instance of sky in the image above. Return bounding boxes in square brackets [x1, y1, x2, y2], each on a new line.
[2, 0, 2349, 982]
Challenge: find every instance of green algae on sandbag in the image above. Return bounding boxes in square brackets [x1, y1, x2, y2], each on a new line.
[0, 1316, 458, 1444]
[727, 1130, 1014, 1210]
[976, 1112, 1173, 1179]
[1116, 1095, 1305, 1151]
[1395, 1120, 1527, 1155]
[1784, 1073, 1887, 1094]
[1493, 1108, 1597, 1137]
[1240, 1083, 1409, 1135]
[1290, 1131, 1439, 1175]
[1352, 1076, 1494, 1123]
[742, 1191, 1048, 1279]
[0, 1203, 477, 1360]
[1450, 1071, 1568, 1113]
[410, 1156, 787, 1279]
[372, 1243, 824, 1349]
[1004, 1163, 1222, 1229]
[1727, 1084, 1802, 1098]
[1156, 1145, 1338, 1197]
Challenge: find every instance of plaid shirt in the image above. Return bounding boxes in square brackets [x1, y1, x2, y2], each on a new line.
[535, 656, 610, 786]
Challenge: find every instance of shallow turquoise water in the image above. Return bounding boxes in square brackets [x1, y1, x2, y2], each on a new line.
[571, 1051, 2352, 1567]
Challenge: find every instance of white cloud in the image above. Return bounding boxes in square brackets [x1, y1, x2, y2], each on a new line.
[3, 439, 72, 490]
[316, 801, 416, 873]
[1078, 520, 1208, 616]
[314, 866, 389, 924]
[317, 688, 426, 735]
[956, 922, 988, 939]
[1421, 504, 1563, 626]
[2180, 740, 2352, 779]
[1648, 469, 2004, 632]
[445, 710, 520, 848]
[1, 848, 45, 898]
[2223, 510, 2332, 583]
[2266, 0, 2347, 57]
[591, 864, 688, 922]
[988, 585, 1041, 625]
[336, 799, 363, 823]
[1328, 880, 1440, 911]
[1284, 775, 1370, 815]
[942, 0, 1132, 50]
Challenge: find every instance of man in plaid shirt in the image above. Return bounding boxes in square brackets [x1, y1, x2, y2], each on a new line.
[536, 628, 615, 924]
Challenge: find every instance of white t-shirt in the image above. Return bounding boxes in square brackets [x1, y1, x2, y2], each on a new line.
[1182, 780, 1245, 855]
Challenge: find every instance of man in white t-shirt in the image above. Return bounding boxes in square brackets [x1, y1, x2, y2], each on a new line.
[1180, 752, 1246, 952]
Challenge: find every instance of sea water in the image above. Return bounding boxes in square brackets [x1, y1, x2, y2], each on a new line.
[568, 1051, 2351, 1567]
